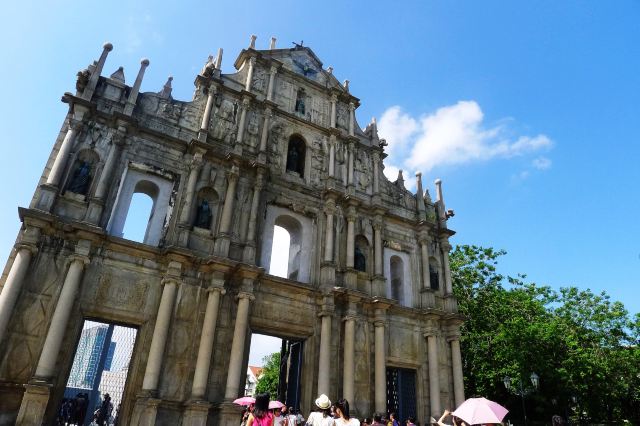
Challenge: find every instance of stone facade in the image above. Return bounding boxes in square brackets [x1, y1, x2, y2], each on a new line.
[0, 36, 464, 425]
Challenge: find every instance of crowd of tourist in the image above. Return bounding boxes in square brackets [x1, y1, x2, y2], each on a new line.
[241, 393, 488, 426]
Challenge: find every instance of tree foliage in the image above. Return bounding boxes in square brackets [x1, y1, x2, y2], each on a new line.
[451, 245, 639, 424]
[254, 352, 280, 400]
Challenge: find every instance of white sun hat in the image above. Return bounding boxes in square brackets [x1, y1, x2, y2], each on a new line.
[315, 394, 331, 410]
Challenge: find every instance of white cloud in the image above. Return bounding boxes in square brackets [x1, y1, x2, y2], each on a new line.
[377, 101, 553, 174]
[532, 156, 552, 170]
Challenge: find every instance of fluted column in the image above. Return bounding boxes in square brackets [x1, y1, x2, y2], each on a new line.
[266, 66, 277, 102]
[347, 143, 354, 186]
[342, 312, 356, 405]
[317, 311, 332, 396]
[93, 129, 125, 200]
[330, 94, 337, 128]
[142, 277, 179, 391]
[200, 84, 217, 132]
[373, 218, 383, 276]
[348, 102, 355, 136]
[244, 57, 255, 92]
[179, 152, 205, 225]
[420, 238, 430, 289]
[441, 241, 453, 294]
[345, 206, 356, 268]
[323, 201, 336, 263]
[374, 315, 386, 414]
[328, 135, 336, 177]
[449, 335, 465, 407]
[245, 171, 264, 244]
[224, 291, 254, 399]
[236, 99, 250, 145]
[191, 283, 226, 399]
[0, 239, 38, 345]
[47, 119, 82, 187]
[34, 250, 90, 379]
[372, 152, 380, 194]
[259, 108, 272, 154]
[425, 329, 441, 417]
[218, 166, 239, 236]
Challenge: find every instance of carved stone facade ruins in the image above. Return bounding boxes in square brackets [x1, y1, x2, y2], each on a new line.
[0, 36, 465, 425]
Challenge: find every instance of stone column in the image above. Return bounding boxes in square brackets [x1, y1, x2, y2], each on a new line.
[243, 171, 265, 263]
[215, 165, 239, 256]
[347, 143, 354, 186]
[179, 152, 205, 225]
[47, 118, 83, 187]
[93, 129, 125, 200]
[34, 249, 90, 380]
[425, 328, 441, 417]
[449, 335, 465, 407]
[348, 102, 355, 136]
[244, 57, 255, 92]
[235, 99, 250, 145]
[317, 311, 332, 396]
[200, 84, 218, 132]
[415, 172, 426, 214]
[328, 135, 336, 177]
[0, 236, 38, 345]
[345, 206, 356, 268]
[224, 291, 254, 399]
[323, 200, 336, 263]
[142, 277, 179, 392]
[330, 94, 337, 128]
[266, 66, 277, 102]
[342, 310, 356, 406]
[420, 238, 430, 289]
[191, 282, 226, 399]
[373, 218, 383, 276]
[374, 313, 387, 414]
[372, 152, 380, 194]
[258, 108, 272, 154]
[441, 241, 453, 295]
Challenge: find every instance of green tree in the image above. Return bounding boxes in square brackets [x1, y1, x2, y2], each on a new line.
[450, 244, 639, 424]
[254, 352, 280, 399]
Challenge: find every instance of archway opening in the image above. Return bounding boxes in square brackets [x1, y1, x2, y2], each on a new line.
[286, 135, 306, 176]
[269, 225, 291, 278]
[121, 193, 154, 243]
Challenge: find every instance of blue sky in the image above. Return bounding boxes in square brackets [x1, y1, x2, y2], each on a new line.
[1, 1, 638, 317]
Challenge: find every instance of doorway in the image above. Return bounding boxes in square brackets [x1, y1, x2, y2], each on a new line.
[247, 333, 304, 411]
[58, 320, 138, 426]
[387, 367, 417, 423]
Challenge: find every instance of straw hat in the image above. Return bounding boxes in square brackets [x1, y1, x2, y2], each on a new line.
[315, 394, 331, 410]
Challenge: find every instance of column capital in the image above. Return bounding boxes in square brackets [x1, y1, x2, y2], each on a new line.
[446, 331, 462, 342]
[68, 117, 84, 132]
[373, 319, 386, 328]
[423, 324, 440, 338]
[161, 277, 181, 287]
[440, 239, 452, 252]
[318, 310, 334, 318]
[67, 253, 90, 267]
[241, 97, 251, 108]
[342, 314, 358, 323]
[190, 151, 205, 169]
[206, 286, 226, 295]
[346, 206, 357, 221]
[331, 94, 338, 103]
[348, 102, 355, 111]
[227, 165, 240, 181]
[269, 65, 278, 75]
[248, 56, 256, 65]
[14, 242, 38, 255]
[372, 217, 384, 231]
[324, 198, 336, 213]
[111, 129, 127, 147]
[236, 291, 255, 302]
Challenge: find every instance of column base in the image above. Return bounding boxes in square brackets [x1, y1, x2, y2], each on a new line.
[34, 184, 58, 212]
[177, 224, 192, 247]
[197, 131, 208, 142]
[130, 395, 161, 426]
[242, 243, 256, 264]
[214, 401, 244, 426]
[444, 295, 458, 312]
[84, 198, 105, 225]
[16, 382, 51, 426]
[320, 263, 336, 288]
[213, 234, 231, 257]
[183, 400, 212, 426]
[372, 275, 386, 298]
[344, 269, 358, 289]
[421, 288, 436, 309]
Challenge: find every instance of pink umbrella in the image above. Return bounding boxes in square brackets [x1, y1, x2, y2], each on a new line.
[233, 396, 256, 406]
[269, 400, 285, 410]
[452, 397, 509, 425]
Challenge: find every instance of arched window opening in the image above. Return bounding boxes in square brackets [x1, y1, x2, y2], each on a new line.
[390, 255, 404, 303]
[354, 235, 369, 273]
[286, 135, 306, 176]
[65, 150, 99, 196]
[122, 180, 159, 244]
[269, 225, 290, 278]
[294, 88, 306, 115]
[429, 259, 440, 290]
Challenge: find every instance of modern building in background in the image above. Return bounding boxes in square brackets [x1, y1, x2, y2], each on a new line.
[67, 325, 116, 389]
[0, 36, 465, 425]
